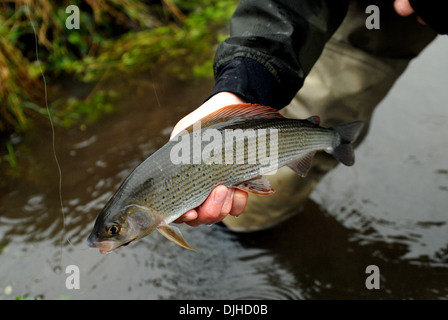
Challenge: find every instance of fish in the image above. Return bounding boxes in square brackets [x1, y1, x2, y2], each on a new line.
[87, 103, 364, 253]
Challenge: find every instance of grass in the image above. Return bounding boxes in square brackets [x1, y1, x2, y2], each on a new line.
[0, 0, 238, 135]
[5, 141, 17, 168]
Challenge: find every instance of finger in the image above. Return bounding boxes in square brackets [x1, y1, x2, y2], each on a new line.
[229, 189, 248, 217]
[219, 188, 235, 215]
[173, 209, 198, 224]
[194, 185, 230, 225]
[394, 0, 414, 16]
[185, 218, 201, 227]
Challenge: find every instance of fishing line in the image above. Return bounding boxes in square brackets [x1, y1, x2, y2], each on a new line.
[152, 80, 162, 109]
[24, 1, 71, 266]
[149, 69, 162, 109]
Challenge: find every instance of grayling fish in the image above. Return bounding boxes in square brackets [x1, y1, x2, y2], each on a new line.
[87, 104, 364, 253]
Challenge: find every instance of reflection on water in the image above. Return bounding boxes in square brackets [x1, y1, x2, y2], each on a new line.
[1, 39, 448, 300]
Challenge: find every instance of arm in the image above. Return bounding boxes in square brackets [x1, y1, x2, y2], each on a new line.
[211, 0, 349, 109]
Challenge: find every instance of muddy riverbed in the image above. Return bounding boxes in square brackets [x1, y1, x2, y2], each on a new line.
[0, 37, 447, 300]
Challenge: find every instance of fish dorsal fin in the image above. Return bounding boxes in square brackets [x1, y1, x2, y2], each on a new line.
[286, 151, 317, 177]
[233, 175, 275, 195]
[157, 224, 196, 251]
[183, 104, 284, 133]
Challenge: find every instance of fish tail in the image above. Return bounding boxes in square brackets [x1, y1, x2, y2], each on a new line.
[330, 121, 364, 166]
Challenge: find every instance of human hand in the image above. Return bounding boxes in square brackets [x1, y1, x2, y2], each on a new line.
[171, 91, 249, 226]
[173, 185, 248, 226]
[170, 91, 246, 139]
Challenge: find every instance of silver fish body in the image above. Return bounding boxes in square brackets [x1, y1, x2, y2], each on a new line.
[87, 104, 364, 253]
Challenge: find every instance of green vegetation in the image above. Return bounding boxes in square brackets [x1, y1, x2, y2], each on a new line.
[5, 141, 17, 168]
[0, 0, 237, 135]
[15, 294, 44, 300]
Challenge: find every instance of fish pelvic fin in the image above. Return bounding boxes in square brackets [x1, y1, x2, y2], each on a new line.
[233, 175, 275, 195]
[157, 224, 196, 251]
[330, 121, 365, 166]
[306, 115, 321, 125]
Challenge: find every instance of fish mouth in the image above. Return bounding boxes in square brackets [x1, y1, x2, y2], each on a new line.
[87, 239, 118, 254]
[87, 237, 135, 254]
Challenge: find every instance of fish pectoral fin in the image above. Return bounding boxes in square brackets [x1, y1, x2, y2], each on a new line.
[287, 151, 316, 177]
[157, 225, 196, 251]
[306, 115, 321, 125]
[234, 176, 275, 195]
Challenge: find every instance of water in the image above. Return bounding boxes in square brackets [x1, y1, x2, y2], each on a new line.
[1, 38, 447, 300]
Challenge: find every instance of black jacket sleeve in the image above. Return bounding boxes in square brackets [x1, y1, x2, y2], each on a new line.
[409, 0, 448, 35]
[209, 0, 349, 109]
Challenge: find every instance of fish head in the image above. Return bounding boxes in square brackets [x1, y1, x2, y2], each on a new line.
[87, 201, 159, 254]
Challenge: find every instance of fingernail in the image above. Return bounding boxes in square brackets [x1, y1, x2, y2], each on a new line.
[213, 187, 227, 204]
[225, 189, 234, 203]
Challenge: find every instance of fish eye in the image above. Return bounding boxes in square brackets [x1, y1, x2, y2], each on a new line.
[106, 224, 121, 235]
